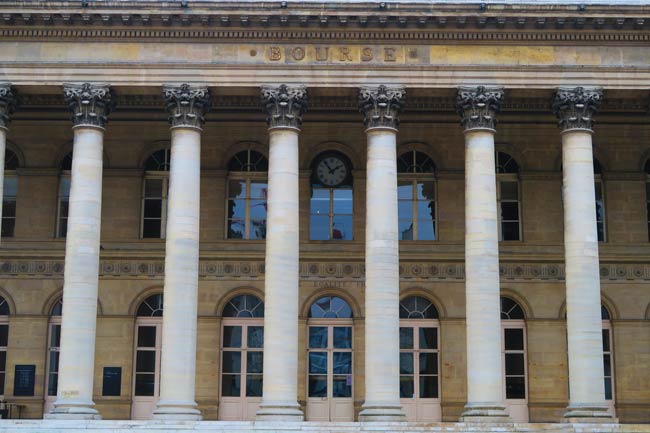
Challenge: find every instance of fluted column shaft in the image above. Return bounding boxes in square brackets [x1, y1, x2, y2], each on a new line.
[553, 87, 614, 423]
[48, 83, 113, 420]
[358, 85, 405, 421]
[457, 86, 509, 422]
[153, 84, 210, 420]
[0, 83, 16, 246]
[256, 85, 307, 421]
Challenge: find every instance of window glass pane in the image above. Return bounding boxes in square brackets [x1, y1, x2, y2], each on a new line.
[400, 353, 414, 374]
[135, 351, 156, 373]
[417, 201, 435, 222]
[142, 219, 161, 239]
[595, 182, 603, 200]
[248, 326, 264, 348]
[310, 196, 330, 215]
[227, 219, 245, 239]
[308, 375, 327, 397]
[309, 327, 328, 349]
[419, 328, 437, 350]
[399, 221, 415, 240]
[604, 377, 612, 400]
[250, 181, 268, 199]
[135, 373, 155, 396]
[222, 351, 242, 374]
[502, 222, 520, 241]
[49, 353, 59, 377]
[144, 179, 163, 197]
[144, 199, 162, 218]
[602, 330, 610, 351]
[309, 352, 327, 374]
[59, 177, 71, 196]
[310, 215, 330, 240]
[505, 353, 525, 375]
[505, 376, 526, 399]
[400, 327, 414, 349]
[247, 351, 263, 374]
[501, 202, 519, 221]
[51, 325, 61, 347]
[418, 221, 436, 241]
[419, 375, 438, 398]
[332, 376, 352, 398]
[0, 372, 4, 395]
[228, 199, 246, 219]
[397, 182, 413, 199]
[333, 190, 353, 214]
[1, 218, 15, 238]
[419, 353, 438, 374]
[333, 327, 352, 349]
[500, 182, 518, 200]
[333, 352, 352, 374]
[0, 352, 6, 370]
[399, 376, 414, 398]
[504, 328, 524, 351]
[137, 326, 157, 348]
[331, 297, 352, 318]
[250, 200, 267, 219]
[228, 180, 246, 199]
[398, 201, 413, 220]
[246, 375, 263, 397]
[3, 177, 17, 197]
[597, 222, 605, 242]
[221, 374, 241, 397]
[223, 326, 242, 348]
[2, 200, 16, 217]
[332, 215, 353, 240]
[0, 325, 8, 347]
[250, 219, 266, 240]
[603, 354, 611, 376]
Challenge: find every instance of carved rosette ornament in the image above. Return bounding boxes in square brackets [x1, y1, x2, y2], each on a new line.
[552, 86, 603, 133]
[358, 85, 405, 131]
[63, 83, 114, 129]
[163, 83, 211, 130]
[260, 84, 308, 130]
[456, 86, 504, 132]
[0, 83, 17, 131]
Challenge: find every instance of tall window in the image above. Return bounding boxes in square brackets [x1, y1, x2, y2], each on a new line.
[496, 151, 521, 241]
[0, 296, 10, 396]
[397, 150, 436, 240]
[226, 150, 268, 240]
[310, 152, 353, 241]
[56, 152, 72, 238]
[46, 299, 62, 402]
[645, 159, 650, 241]
[601, 305, 614, 405]
[594, 159, 606, 242]
[2, 149, 19, 237]
[142, 149, 170, 239]
[500, 296, 528, 422]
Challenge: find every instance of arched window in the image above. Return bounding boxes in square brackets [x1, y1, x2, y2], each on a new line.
[56, 152, 72, 238]
[397, 150, 436, 241]
[132, 294, 163, 419]
[310, 151, 354, 241]
[601, 305, 615, 411]
[399, 295, 441, 421]
[594, 158, 606, 242]
[2, 148, 19, 238]
[495, 151, 521, 241]
[45, 298, 62, 413]
[306, 295, 354, 421]
[226, 150, 268, 240]
[220, 294, 265, 420]
[500, 296, 528, 422]
[142, 149, 170, 239]
[0, 296, 9, 397]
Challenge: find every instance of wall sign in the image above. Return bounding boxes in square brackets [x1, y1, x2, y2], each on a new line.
[13, 365, 35, 397]
[102, 367, 122, 397]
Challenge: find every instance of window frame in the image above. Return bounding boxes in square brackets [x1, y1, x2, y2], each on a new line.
[1, 172, 17, 238]
[141, 149, 171, 240]
[56, 171, 71, 239]
[0, 300, 9, 398]
[496, 175, 522, 242]
[45, 299, 62, 404]
[309, 184, 354, 241]
[226, 172, 268, 241]
[397, 174, 437, 241]
[594, 175, 607, 243]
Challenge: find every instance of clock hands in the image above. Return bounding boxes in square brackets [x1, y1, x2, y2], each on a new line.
[329, 164, 344, 174]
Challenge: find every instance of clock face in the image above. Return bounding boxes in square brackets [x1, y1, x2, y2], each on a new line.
[316, 155, 349, 187]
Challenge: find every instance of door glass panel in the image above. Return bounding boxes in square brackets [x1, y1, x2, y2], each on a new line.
[332, 376, 352, 398]
[247, 351, 263, 374]
[51, 325, 61, 347]
[505, 353, 525, 375]
[0, 326, 8, 347]
[400, 353, 414, 374]
[247, 326, 264, 348]
[309, 327, 328, 348]
[136, 351, 156, 372]
[135, 373, 155, 396]
[221, 374, 241, 397]
[222, 351, 242, 374]
[602, 329, 610, 351]
[399, 327, 414, 349]
[333, 352, 352, 374]
[505, 376, 526, 399]
[223, 326, 242, 348]
[603, 354, 611, 376]
[604, 377, 612, 400]
[137, 326, 157, 347]
[504, 328, 524, 350]
[309, 352, 327, 374]
[308, 375, 327, 397]
[399, 376, 414, 398]
[246, 375, 263, 397]
[419, 375, 438, 398]
[419, 328, 437, 349]
[333, 327, 352, 349]
[419, 353, 438, 374]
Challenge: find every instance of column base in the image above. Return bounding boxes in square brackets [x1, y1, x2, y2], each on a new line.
[563, 404, 617, 423]
[460, 403, 511, 423]
[152, 399, 202, 421]
[44, 400, 101, 420]
[256, 401, 304, 421]
[359, 403, 405, 422]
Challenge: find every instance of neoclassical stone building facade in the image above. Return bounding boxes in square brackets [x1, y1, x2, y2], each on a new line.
[0, 1, 649, 432]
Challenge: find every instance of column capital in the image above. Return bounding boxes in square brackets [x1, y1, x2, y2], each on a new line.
[552, 86, 603, 133]
[358, 85, 405, 131]
[0, 83, 17, 131]
[260, 84, 308, 131]
[456, 85, 504, 132]
[63, 83, 114, 130]
[163, 83, 211, 131]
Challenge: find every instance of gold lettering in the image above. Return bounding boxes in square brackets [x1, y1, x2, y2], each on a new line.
[315, 46, 329, 61]
[269, 46, 282, 61]
[291, 46, 305, 61]
[361, 47, 373, 62]
[338, 47, 353, 61]
[384, 47, 396, 62]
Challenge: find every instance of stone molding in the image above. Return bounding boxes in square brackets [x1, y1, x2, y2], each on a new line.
[63, 82, 114, 129]
[359, 85, 405, 131]
[260, 84, 308, 130]
[0, 83, 16, 130]
[2, 258, 650, 282]
[456, 85, 504, 132]
[162, 83, 211, 130]
[552, 86, 603, 133]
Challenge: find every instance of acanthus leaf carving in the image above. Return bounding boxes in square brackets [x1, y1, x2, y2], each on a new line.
[552, 86, 603, 132]
[456, 85, 504, 132]
[359, 84, 405, 131]
[163, 83, 211, 130]
[0, 83, 17, 130]
[63, 82, 114, 129]
[260, 84, 308, 130]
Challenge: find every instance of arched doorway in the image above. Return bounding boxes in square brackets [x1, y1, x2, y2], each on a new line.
[218, 294, 264, 421]
[500, 296, 528, 422]
[399, 295, 441, 421]
[131, 293, 163, 420]
[44, 298, 62, 414]
[306, 295, 354, 421]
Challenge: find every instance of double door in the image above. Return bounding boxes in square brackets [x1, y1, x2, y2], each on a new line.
[131, 320, 162, 420]
[306, 322, 354, 421]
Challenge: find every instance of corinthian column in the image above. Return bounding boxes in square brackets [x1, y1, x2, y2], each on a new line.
[47, 83, 113, 419]
[153, 84, 210, 420]
[456, 86, 509, 422]
[358, 85, 406, 421]
[0, 84, 17, 246]
[552, 87, 614, 423]
[256, 84, 308, 421]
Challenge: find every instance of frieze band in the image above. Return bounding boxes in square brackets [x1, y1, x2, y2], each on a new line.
[260, 84, 309, 130]
[163, 83, 211, 130]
